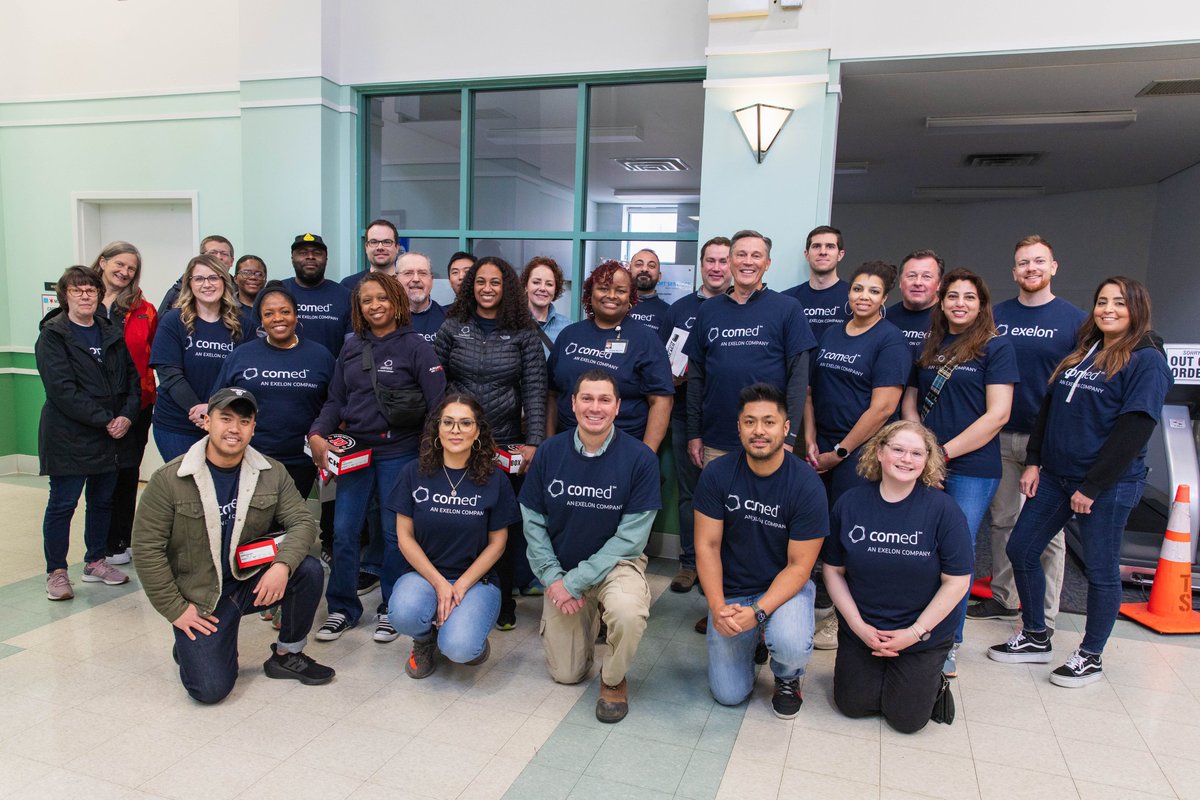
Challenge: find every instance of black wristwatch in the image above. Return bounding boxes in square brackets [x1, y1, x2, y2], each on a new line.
[751, 602, 768, 625]
[833, 443, 850, 459]
[912, 624, 931, 642]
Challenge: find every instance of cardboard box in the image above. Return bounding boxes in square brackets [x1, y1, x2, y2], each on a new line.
[235, 532, 286, 570]
[304, 432, 373, 477]
[493, 444, 526, 474]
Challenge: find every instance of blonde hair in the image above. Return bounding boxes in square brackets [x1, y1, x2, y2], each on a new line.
[857, 420, 945, 487]
[176, 254, 242, 341]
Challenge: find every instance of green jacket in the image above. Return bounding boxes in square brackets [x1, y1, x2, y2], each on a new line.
[132, 437, 318, 622]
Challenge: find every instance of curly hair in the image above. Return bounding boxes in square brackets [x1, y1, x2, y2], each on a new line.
[417, 392, 498, 485]
[89, 241, 144, 317]
[350, 273, 411, 337]
[849, 260, 898, 296]
[918, 268, 996, 368]
[521, 256, 565, 302]
[446, 256, 533, 331]
[856, 420, 946, 487]
[581, 260, 639, 319]
[176, 254, 242, 341]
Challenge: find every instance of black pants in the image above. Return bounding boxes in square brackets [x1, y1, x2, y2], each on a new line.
[284, 462, 318, 500]
[107, 405, 154, 555]
[496, 470, 529, 615]
[832, 612, 951, 734]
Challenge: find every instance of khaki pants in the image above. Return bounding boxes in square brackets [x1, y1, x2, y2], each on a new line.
[702, 446, 729, 467]
[986, 430, 1065, 627]
[540, 556, 651, 686]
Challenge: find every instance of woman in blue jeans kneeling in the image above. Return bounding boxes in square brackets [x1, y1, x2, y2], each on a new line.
[902, 269, 1017, 677]
[989, 276, 1170, 687]
[388, 393, 519, 677]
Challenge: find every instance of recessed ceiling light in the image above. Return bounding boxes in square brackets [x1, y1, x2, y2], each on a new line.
[835, 161, 869, 175]
[925, 110, 1136, 134]
[613, 157, 689, 172]
[912, 186, 1045, 201]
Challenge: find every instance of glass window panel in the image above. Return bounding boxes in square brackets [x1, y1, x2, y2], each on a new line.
[470, 239, 577, 320]
[585, 82, 705, 233]
[584, 239, 698, 308]
[472, 88, 577, 231]
[396, 238, 463, 306]
[367, 93, 462, 230]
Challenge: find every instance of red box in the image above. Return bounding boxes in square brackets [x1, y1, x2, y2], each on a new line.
[493, 444, 526, 474]
[304, 433, 373, 476]
[235, 532, 286, 570]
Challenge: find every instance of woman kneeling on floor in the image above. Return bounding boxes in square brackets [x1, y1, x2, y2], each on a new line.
[387, 393, 520, 677]
[823, 421, 972, 733]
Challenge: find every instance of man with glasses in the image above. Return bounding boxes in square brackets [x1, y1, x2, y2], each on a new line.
[396, 251, 445, 343]
[159, 235, 237, 318]
[282, 232, 352, 358]
[341, 219, 402, 290]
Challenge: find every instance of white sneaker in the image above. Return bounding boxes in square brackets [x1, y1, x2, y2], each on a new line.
[813, 615, 839, 650]
[106, 548, 132, 566]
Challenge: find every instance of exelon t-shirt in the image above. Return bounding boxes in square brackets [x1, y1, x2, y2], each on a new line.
[685, 288, 816, 450]
[911, 334, 1019, 478]
[519, 429, 661, 572]
[548, 318, 674, 439]
[215, 338, 335, 464]
[810, 319, 909, 448]
[886, 302, 934, 360]
[785, 280, 850, 343]
[281, 278, 352, 358]
[693, 452, 829, 597]
[993, 297, 1087, 433]
[387, 460, 520, 581]
[626, 294, 671, 337]
[825, 483, 972, 652]
[1041, 345, 1172, 482]
[150, 309, 238, 434]
[208, 460, 241, 585]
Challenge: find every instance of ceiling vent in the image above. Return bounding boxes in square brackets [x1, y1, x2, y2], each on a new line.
[1137, 79, 1200, 97]
[962, 152, 1042, 168]
[613, 157, 689, 172]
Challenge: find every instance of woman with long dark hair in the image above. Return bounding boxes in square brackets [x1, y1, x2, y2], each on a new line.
[988, 277, 1170, 687]
[90, 241, 158, 564]
[150, 254, 244, 461]
[433, 256, 546, 630]
[901, 268, 1017, 677]
[387, 393, 519, 677]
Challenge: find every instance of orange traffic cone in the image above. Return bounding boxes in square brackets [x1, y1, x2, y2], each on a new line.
[1121, 485, 1200, 633]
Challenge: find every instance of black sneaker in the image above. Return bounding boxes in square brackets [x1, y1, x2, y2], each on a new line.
[1050, 649, 1103, 688]
[772, 677, 802, 719]
[315, 612, 354, 641]
[967, 597, 1020, 620]
[465, 639, 491, 666]
[754, 638, 768, 665]
[495, 604, 516, 631]
[406, 634, 439, 679]
[356, 572, 380, 596]
[987, 630, 1052, 663]
[263, 648, 335, 685]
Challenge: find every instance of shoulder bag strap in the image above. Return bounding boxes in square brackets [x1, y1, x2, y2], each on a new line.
[920, 358, 959, 422]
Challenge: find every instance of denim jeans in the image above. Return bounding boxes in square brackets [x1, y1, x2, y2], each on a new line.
[389, 571, 500, 663]
[43, 472, 118, 572]
[173, 555, 324, 704]
[670, 415, 701, 569]
[154, 426, 204, 463]
[943, 471, 1000, 643]
[1007, 472, 1142, 654]
[325, 453, 413, 625]
[707, 580, 816, 706]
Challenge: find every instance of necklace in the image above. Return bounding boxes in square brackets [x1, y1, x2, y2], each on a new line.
[442, 465, 468, 496]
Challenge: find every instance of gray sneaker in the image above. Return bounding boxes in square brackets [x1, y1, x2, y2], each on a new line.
[812, 615, 839, 650]
[46, 569, 74, 601]
[82, 560, 129, 586]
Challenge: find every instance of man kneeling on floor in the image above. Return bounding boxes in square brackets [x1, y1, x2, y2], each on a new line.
[694, 383, 828, 718]
[133, 388, 334, 703]
[521, 370, 662, 723]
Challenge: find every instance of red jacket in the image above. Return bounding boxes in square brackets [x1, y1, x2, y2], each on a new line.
[121, 295, 158, 408]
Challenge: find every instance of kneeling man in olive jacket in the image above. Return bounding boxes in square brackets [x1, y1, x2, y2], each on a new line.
[134, 388, 333, 703]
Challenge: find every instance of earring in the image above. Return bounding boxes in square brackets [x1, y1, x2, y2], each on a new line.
[434, 439, 443, 450]
[472, 439, 482, 451]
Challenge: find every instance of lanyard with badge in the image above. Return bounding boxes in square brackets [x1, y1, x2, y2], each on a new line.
[605, 325, 628, 355]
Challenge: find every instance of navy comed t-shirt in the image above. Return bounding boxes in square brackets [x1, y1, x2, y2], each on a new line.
[685, 289, 816, 450]
[993, 297, 1087, 433]
[69, 320, 104, 362]
[911, 334, 1019, 478]
[215, 338, 334, 464]
[825, 483, 973, 652]
[810, 320, 909, 447]
[886, 302, 934, 360]
[281, 278, 352, 358]
[693, 452, 828, 597]
[208, 460, 241, 585]
[411, 301, 446, 344]
[519, 430, 661, 572]
[387, 460, 520, 581]
[1041, 345, 1172, 482]
[785, 280, 849, 343]
[626, 295, 671, 337]
[548, 319, 674, 439]
[151, 310, 238, 434]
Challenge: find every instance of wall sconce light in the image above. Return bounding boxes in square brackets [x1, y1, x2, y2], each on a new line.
[734, 103, 794, 163]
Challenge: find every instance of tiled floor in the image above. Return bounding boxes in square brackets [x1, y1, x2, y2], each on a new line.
[2, 474, 1200, 799]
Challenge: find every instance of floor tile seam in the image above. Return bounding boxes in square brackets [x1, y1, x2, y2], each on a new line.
[57, 738, 201, 793]
[884, 738, 984, 795]
[780, 763, 882, 790]
[1108, 676, 1181, 763]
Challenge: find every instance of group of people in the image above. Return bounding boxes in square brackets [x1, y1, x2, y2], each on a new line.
[34, 220, 1171, 731]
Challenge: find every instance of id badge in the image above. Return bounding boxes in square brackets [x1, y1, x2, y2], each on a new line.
[605, 339, 628, 355]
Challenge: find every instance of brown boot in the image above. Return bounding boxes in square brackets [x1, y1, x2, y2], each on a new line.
[670, 567, 697, 593]
[596, 677, 629, 723]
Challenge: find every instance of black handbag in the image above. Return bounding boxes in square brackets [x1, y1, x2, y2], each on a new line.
[361, 342, 427, 429]
[930, 673, 955, 725]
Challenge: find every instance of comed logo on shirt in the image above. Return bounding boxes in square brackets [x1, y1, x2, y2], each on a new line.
[706, 325, 768, 346]
[412, 485, 481, 508]
[847, 524, 930, 556]
[804, 303, 849, 319]
[185, 335, 234, 354]
[547, 478, 621, 510]
[725, 493, 784, 529]
[218, 497, 237, 528]
[297, 303, 334, 314]
[562, 342, 613, 361]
